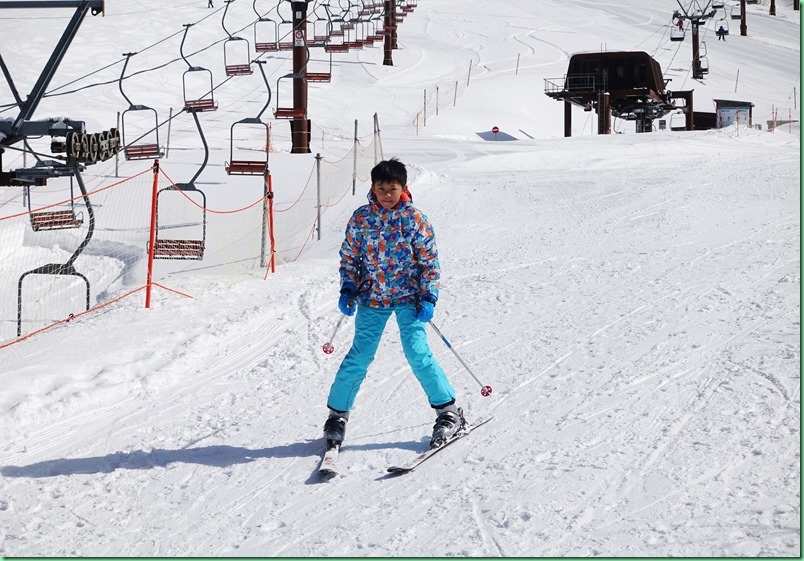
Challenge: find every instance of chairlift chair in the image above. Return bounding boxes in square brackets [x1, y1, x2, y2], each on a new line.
[695, 40, 710, 76]
[712, 0, 724, 7]
[276, 16, 296, 51]
[226, 119, 270, 174]
[118, 53, 163, 160]
[309, 5, 331, 45]
[180, 24, 218, 112]
[150, 184, 206, 260]
[324, 3, 347, 41]
[27, 176, 84, 232]
[273, 73, 306, 119]
[305, 48, 332, 83]
[364, 18, 382, 45]
[344, 19, 366, 49]
[224, 36, 253, 76]
[730, 4, 741, 19]
[715, 17, 729, 35]
[368, 10, 384, 41]
[670, 23, 685, 41]
[121, 105, 162, 159]
[323, 15, 349, 54]
[313, 19, 330, 45]
[254, 18, 280, 51]
[183, 67, 218, 112]
[226, 61, 271, 175]
[221, 0, 252, 75]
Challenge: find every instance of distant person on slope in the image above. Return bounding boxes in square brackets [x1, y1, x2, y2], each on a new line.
[717, 26, 726, 40]
[323, 157, 464, 450]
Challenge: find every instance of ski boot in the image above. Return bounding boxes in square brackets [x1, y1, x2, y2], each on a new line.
[323, 409, 349, 449]
[430, 403, 466, 449]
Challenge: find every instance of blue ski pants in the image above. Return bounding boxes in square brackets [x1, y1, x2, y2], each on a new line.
[326, 304, 456, 412]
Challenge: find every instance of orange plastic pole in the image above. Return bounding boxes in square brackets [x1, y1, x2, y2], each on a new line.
[145, 159, 160, 308]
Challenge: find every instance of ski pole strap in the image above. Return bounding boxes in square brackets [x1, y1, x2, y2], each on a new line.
[348, 278, 373, 306]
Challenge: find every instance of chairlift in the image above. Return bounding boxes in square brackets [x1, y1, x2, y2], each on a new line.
[324, 2, 347, 41]
[730, 4, 741, 19]
[309, 2, 331, 45]
[345, 19, 367, 49]
[27, 176, 84, 232]
[254, 17, 279, 52]
[697, 42, 710, 76]
[224, 37, 253, 76]
[712, 0, 724, 7]
[16, 167, 95, 337]
[254, 20, 279, 52]
[670, 22, 686, 42]
[367, 15, 383, 42]
[273, 73, 306, 119]
[715, 16, 729, 36]
[220, 1, 253, 76]
[180, 24, 218, 112]
[226, 61, 271, 175]
[276, 5, 296, 51]
[150, 184, 206, 260]
[118, 52, 163, 160]
[323, 7, 349, 54]
[305, 48, 333, 83]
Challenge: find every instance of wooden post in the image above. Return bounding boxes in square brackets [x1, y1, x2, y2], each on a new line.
[769, 0, 775, 15]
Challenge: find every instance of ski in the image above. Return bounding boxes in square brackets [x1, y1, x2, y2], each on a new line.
[318, 444, 340, 480]
[386, 416, 494, 475]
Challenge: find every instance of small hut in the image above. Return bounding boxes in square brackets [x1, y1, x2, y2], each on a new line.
[714, 99, 754, 128]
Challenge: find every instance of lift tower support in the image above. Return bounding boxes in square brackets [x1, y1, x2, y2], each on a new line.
[0, 1, 105, 152]
[675, 1, 716, 80]
[289, 0, 311, 153]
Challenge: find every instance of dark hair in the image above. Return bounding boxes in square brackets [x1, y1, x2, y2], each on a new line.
[370, 157, 407, 185]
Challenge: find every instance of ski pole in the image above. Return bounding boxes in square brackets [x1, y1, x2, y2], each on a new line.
[428, 322, 493, 397]
[322, 315, 346, 355]
[322, 278, 373, 354]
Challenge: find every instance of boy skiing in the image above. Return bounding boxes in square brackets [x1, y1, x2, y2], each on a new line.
[323, 158, 464, 450]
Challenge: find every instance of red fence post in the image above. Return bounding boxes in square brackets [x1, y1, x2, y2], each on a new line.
[145, 159, 160, 308]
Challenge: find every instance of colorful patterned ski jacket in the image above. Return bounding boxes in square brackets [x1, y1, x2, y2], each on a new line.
[339, 191, 440, 308]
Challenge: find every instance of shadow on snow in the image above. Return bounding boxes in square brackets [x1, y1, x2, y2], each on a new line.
[1, 441, 320, 478]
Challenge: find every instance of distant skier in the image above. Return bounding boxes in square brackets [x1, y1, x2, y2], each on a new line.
[676, 19, 684, 31]
[717, 26, 726, 40]
[323, 157, 465, 450]
[208, 0, 213, 7]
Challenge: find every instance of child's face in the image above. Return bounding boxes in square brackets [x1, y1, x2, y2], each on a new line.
[372, 180, 405, 210]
